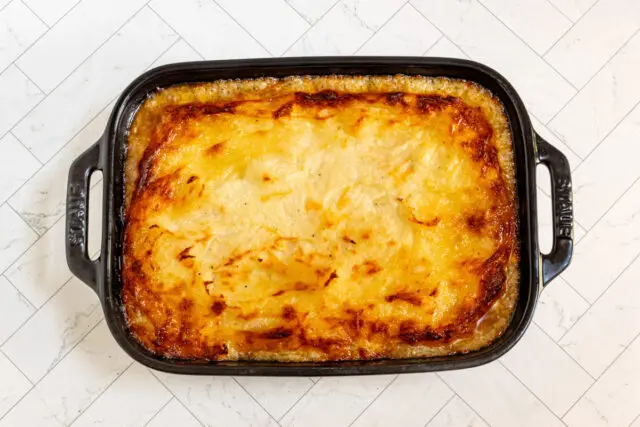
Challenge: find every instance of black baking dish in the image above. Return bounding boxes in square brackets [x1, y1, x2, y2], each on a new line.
[65, 57, 573, 375]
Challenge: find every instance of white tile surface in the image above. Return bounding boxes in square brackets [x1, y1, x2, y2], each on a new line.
[534, 276, 590, 341]
[426, 396, 488, 427]
[22, 0, 80, 26]
[0, 204, 37, 273]
[0, 276, 33, 345]
[479, 0, 571, 54]
[0, 0, 46, 72]
[34, 321, 132, 425]
[545, 0, 640, 88]
[357, 4, 441, 55]
[562, 177, 640, 303]
[9, 105, 110, 234]
[564, 335, 640, 427]
[149, 0, 268, 60]
[500, 323, 593, 415]
[5, 183, 101, 307]
[561, 255, 640, 377]
[351, 374, 453, 427]
[0, 133, 40, 205]
[549, 29, 640, 159]
[571, 102, 640, 228]
[16, 0, 149, 92]
[0, 64, 43, 137]
[154, 373, 276, 426]
[281, 376, 396, 426]
[1, 277, 103, 382]
[235, 376, 314, 420]
[0, 350, 31, 418]
[286, 2, 373, 55]
[440, 362, 564, 427]
[13, 7, 177, 163]
[215, 0, 308, 56]
[146, 399, 201, 427]
[412, 0, 576, 122]
[284, 0, 336, 24]
[71, 364, 171, 427]
[2, 1, 640, 425]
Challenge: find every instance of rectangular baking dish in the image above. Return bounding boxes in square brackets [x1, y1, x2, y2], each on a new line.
[65, 57, 574, 375]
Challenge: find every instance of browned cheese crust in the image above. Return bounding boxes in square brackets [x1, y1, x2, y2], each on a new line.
[122, 75, 519, 361]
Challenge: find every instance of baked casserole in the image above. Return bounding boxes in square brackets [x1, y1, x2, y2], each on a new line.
[123, 75, 519, 361]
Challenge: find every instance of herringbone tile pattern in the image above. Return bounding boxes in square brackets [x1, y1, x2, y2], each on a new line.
[1, 0, 639, 425]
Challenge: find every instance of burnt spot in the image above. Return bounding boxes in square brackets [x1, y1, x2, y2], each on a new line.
[178, 246, 194, 261]
[342, 235, 356, 245]
[371, 321, 389, 334]
[273, 103, 293, 119]
[409, 214, 440, 227]
[385, 92, 407, 106]
[479, 246, 510, 306]
[178, 298, 194, 311]
[429, 288, 439, 297]
[385, 292, 422, 306]
[211, 299, 227, 316]
[363, 260, 382, 275]
[398, 321, 445, 344]
[149, 224, 159, 229]
[466, 213, 486, 232]
[361, 231, 371, 240]
[261, 327, 293, 339]
[187, 175, 198, 184]
[262, 174, 273, 183]
[315, 267, 330, 278]
[272, 290, 285, 296]
[294, 90, 357, 108]
[416, 95, 458, 113]
[282, 305, 296, 320]
[323, 271, 338, 288]
[294, 282, 311, 291]
[203, 343, 228, 359]
[207, 142, 225, 156]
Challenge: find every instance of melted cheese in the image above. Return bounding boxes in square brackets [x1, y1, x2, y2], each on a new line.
[123, 75, 519, 361]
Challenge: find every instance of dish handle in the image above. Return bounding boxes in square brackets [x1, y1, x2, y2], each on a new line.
[535, 133, 574, 287]
[66, 140, 102, 294]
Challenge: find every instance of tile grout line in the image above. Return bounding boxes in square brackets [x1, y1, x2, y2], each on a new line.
[9, 130, 45, 167]
[543, 0, 574, 23]
[542, 0, 602, 57]
[281, 0, 340, 56]
[0, 347, 34, 385]
[7, 0, 153, 163]
[421, 34, 444, 56]
[67, 358, 135, 426]
[210, 0, 276, 57]
[569, 96, 640, 179]
[352, 0, 410, 55]
[558, 249, 640, 343]
[422, 393, 455, 427]
[6, 202, 41, 238]
[0, 318, 104, 424]
[281, 0, 314, 26]
[543, 25, 640, 127]
[499, 360, 568, 423]
[529, 111, 584, 162]
[475, 0, 577, 92]
[277, 377, 320, 422]
[0, 272, 37, 311]
[18, 0, 49, 28]
[629, 412, 640, 427]
[347, 374, 399, 426]
[142, 396, 174, 427]
[0, 275, 74, 347]
[147, 369, 207, 426]
[560, 331, 640, 420]
[146, 6, 205, 61]
[8, 0, 83, 80]
[12, 61, 47, 99]
[232, 377, 282, 425]
[532, 323, 596, 381]
[435, 373, 493, 427]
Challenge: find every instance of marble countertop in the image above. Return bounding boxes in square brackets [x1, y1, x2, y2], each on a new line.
[1, 0, 639, 425]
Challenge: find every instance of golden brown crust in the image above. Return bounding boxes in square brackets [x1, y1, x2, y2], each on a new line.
[123, 75, 519, 361]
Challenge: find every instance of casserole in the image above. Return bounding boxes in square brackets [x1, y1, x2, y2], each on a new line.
[66, 57, 573, 375]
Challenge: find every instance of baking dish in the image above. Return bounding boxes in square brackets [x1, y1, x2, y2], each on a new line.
[66, 57, 573, 375]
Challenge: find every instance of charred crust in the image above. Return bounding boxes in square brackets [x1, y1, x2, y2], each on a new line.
[178, 246, 194, 261]
[261, 327, 293, 339]
[323, 271, 338, 288]
[295, 90, 357, 107]
[272, 290, 285, 296]
[385, 292, 422, 306]
[416, 94, 458, 113]
[385, 92, 407, 106]
[211, 299, 227, 316]
[282, 305, 296, 320]
[409, 214, 440, 227]
[207, 142, 225, 156]
[273, 103, 293, 119]
[466, 213, 487, 232]
[187, 175, 198, 184]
